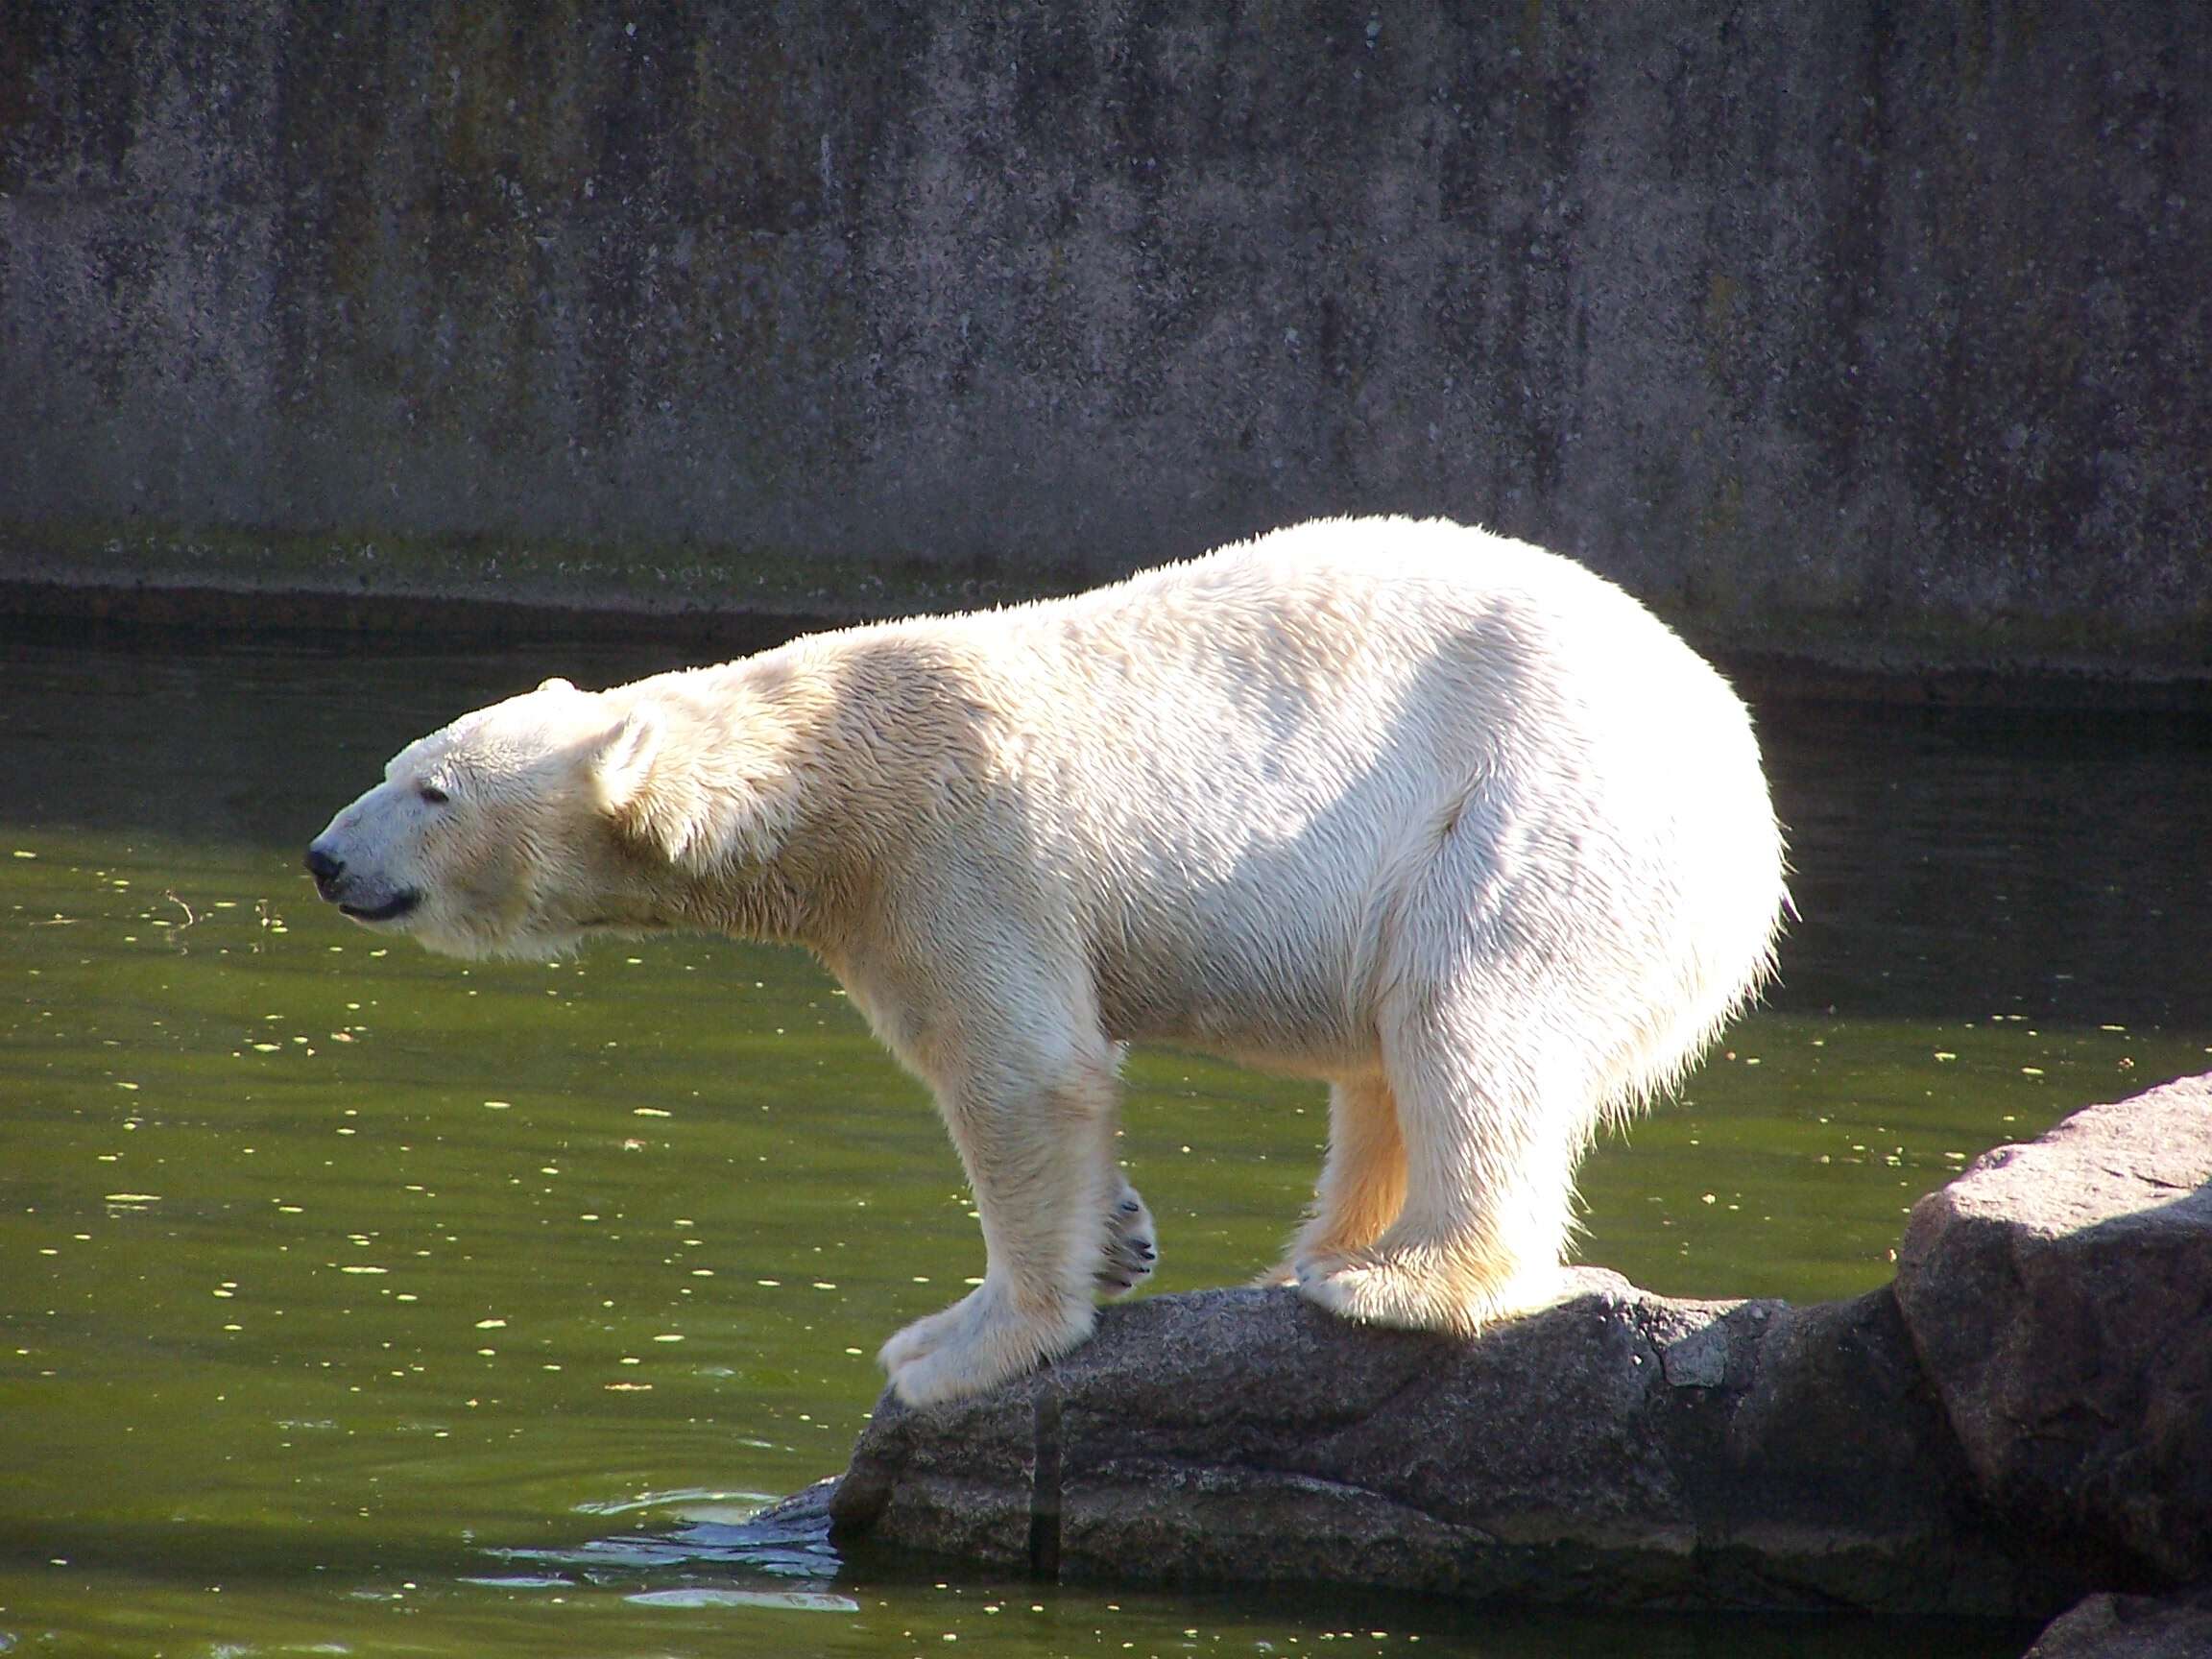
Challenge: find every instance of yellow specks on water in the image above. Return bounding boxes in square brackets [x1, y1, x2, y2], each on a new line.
[115, 1081, 139, 1092]
[104, 1192, 161, 1205]
[251, 1043, 280, 1053]
[605, 1382, 652, 1392]
[1934, 1050, 1958, 1062]
[632, 1107, 671, 1118]
[756, 1279, 780, 1287]
[811, 1282, 837, 1291]
[339, 1265, 388, 1276]
[483, 1100, 511, 1111]
[474, 1318, 506, 1330]
[652, 1334, 684, 1343]
[12, 849, 36, 859]
[2021, 1067, 2046, 1077]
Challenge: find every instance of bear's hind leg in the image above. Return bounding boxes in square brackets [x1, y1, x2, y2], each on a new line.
[1295, 985, 1581, 1335]
[1260, 1075, 1406, 1286]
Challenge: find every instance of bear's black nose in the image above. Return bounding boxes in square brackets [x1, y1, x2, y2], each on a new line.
[304, 845, 344, 883]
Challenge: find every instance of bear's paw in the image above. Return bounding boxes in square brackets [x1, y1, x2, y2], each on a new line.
[1095, 1179, 1157, 1297]
[1294, 1246, 1570, 1338]
[879, 1283, 1096, 1407]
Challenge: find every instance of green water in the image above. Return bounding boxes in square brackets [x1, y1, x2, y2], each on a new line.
[3, 622, 2206, 1658]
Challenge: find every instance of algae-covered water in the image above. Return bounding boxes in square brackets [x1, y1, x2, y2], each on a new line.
[3, 619, 2206, 1658]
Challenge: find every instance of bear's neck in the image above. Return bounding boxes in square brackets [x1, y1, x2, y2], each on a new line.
[623, 636, 954, 950]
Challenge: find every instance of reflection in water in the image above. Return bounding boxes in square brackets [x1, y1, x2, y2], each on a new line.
[0, 618, 2200, 1657]
[1765, 699, 2212, 1031]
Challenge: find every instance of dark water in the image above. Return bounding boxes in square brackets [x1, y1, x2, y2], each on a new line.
[2, 618, 2205, 1657]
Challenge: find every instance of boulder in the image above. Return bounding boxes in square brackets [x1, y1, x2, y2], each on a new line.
[830, 1270, 2038, 1613]
[810, 1073, 2212, 1622]
[1895, 1074, 2212, 1587]
[2026, 1588, 2212, 1659]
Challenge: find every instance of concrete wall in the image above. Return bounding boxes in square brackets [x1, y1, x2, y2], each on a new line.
[2, 3, 2205, 673]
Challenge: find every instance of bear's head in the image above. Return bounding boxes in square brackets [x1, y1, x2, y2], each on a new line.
[304, 673, 797, 959]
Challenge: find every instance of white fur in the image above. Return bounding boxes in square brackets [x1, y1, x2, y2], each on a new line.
[306, 517, 1788, 1407]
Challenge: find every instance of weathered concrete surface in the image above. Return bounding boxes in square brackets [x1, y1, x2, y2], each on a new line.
[2, 5, 2207, 675]
[1897, 1075, 2212, 1588]
[809, 1076, 2212, 1618]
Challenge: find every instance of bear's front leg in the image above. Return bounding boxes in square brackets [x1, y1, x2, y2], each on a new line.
[879, 1032, 1129, 1407]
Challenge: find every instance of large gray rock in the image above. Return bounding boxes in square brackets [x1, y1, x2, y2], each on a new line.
[1896, 1075, 2212, 1587]
[2026, 1589, 2212, 1659]
[830, 1269, 2040, 1614]
[813, 1075, 2212, 1621]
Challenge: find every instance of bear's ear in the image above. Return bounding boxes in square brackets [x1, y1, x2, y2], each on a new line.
[591, 707, 662, 813]
[538, 676, 577, 695]
[589, 707, 792, 873]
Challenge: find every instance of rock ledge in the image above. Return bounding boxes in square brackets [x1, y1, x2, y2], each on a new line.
[771, 1075, 2211, 1639]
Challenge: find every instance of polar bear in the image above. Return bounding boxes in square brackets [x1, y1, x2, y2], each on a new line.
[305, 516, 1786, 1407]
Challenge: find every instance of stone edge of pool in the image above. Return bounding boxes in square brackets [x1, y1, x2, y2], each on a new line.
[6, 573, 2212, 713]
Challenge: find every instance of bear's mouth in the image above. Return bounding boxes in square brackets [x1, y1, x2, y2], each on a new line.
[339, 890, 421, 925]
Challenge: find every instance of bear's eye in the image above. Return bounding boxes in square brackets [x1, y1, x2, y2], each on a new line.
[418, 784, 450, 806]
